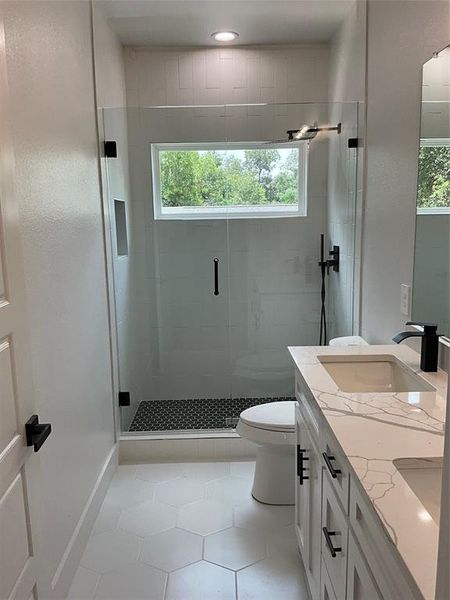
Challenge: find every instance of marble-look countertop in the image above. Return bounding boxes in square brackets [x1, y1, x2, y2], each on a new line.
[288, 344, 448, 600]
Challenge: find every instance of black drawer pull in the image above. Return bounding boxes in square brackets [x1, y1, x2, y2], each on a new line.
[322, 452, 341, 479]
[296, 446, 309, 485]
[213, 258, 219, 296]
[26, 415, 52, 453]
[322, 527, 342, 558]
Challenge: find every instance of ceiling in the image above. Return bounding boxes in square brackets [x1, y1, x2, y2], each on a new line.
[97, 0, 353, 47]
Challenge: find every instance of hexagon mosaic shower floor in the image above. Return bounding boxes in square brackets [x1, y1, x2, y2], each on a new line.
[68, 461, 311, 600]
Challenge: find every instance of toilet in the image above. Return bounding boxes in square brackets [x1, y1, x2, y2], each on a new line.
[236, 401, 296, 505]
[237, 336, 369, 505]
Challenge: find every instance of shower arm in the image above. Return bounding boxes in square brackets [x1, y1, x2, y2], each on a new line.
[286, 123, 341, 141]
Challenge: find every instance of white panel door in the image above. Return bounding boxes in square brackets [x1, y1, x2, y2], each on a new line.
[0, 6, 45, 600]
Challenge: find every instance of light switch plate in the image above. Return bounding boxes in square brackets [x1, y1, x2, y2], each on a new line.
[400, 284, 410, 316]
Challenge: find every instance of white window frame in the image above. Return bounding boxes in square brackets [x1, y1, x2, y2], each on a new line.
[151, 141, 308, 220]
[417, 138, 450, 215]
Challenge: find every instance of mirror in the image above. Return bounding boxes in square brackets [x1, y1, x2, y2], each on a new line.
[412, 46, 450, 339]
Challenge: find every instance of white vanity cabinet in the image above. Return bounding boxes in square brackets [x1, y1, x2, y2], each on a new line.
[295, 404, 322, 599]
[295, 373, 421, 600]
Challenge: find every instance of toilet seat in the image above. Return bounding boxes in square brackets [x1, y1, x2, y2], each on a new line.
[236, 401, 296, 446]
[239, 401, 296, 432]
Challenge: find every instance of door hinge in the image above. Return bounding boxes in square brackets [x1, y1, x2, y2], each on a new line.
[104, 140, 117, 158]
[118, 391, 130, 407]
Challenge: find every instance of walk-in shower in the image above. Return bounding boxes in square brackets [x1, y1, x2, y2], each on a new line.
[102, 101, 359, 435]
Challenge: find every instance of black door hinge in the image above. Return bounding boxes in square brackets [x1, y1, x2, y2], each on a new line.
[104, 141, 117, 158]
[118, 391, 130, 406]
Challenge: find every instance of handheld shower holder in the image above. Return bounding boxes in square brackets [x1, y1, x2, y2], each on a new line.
[318, 245, 340, 274]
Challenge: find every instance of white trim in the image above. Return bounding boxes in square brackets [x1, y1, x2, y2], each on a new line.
[52, 445, 118, 598]
[417, 207, 450, 215]
[420, 138, 450, 147]
[151, 141, 308, 220]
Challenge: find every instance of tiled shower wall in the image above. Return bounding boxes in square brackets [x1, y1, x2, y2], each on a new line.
[123, 45, 329, 107]
[106, 44, 358, 423]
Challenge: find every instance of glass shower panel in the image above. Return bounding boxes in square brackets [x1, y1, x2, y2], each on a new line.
[226, 102, 357, 401]
[105, 106, 234, 433]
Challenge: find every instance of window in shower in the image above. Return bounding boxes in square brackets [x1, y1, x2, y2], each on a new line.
[151, 142, 308, 219]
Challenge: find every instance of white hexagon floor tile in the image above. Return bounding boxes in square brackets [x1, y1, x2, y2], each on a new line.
[234, 500, 294, 532]
[177, 499, 233, 535]
[266, 525, 301, 565]
[180, 462, 230, 482]
[118, 500, 177, 537]
[103, 477, 155, 510]
[206, 476, 253, 506]
[95, 562, 167, 600]
[204, 526, 266, 570]
[155, 477, 205, 507]
[230, 461, 255, 480]
[135, 462, 185, 483]
[80, 530, 141, 574]
[67, 566, 99, 600]
[141, 528, 203, 572]
[112, 465, 137, 483]
[166, 561, 236, 600]
[91, 500, 121, 536]
[237, 557, 310, 600]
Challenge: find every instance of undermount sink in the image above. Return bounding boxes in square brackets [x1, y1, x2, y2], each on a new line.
[319, 354, 436, 393]
[394, 457, 442, 524]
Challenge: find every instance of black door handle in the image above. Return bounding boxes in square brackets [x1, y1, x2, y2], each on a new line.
[213, 258, 219, 296]
[322, 527, 342, 558]
[322, 452, 341, 479]
[26, 415, 51, 452]
[296, 446, 309, 485]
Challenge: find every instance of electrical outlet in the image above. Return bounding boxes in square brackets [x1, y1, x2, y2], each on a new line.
[400, 284, 410, 316]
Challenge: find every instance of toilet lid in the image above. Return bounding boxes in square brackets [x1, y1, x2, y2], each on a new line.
[239, 401, 296, 432]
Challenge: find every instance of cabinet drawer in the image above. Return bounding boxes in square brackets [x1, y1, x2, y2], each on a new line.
[347, 529, 383, 600]
[321, 559, 337, 600]
[349, 477, 420, 600]
[322, 427, 350, 513]
[322, 472, 348, 600]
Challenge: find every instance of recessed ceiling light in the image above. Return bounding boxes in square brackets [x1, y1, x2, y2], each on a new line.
[211, 31, 239, 43]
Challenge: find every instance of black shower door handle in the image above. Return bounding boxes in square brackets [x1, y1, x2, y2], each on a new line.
[213, 258, 219, 296]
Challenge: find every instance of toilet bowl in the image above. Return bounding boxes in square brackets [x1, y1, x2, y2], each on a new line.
[236, 401, 296, 505]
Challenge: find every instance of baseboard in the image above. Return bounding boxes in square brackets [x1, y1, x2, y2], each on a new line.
[51, 443, 118, 599]
[120, 436, 257, 463]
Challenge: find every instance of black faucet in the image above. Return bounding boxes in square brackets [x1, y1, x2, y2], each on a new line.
[393, 321, 440, 372]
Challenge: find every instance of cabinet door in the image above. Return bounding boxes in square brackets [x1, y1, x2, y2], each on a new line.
[322, 473, 348, 600]
[295, 407, 308, 557]
[347, 530, 383, 600]
[321, 560, 337, 600]
[295, 406, 321, 599]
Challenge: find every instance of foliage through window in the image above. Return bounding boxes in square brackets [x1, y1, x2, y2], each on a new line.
[151, 143, 307, 219]
[417, 141, 450, 212]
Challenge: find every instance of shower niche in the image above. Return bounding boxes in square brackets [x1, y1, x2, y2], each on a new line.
[102, 102, 359, 435]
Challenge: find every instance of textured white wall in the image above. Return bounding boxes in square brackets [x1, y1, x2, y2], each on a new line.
[118, 45, 334, 406]
[3, 0, 115, 593]
[361, 0, 450, 343]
